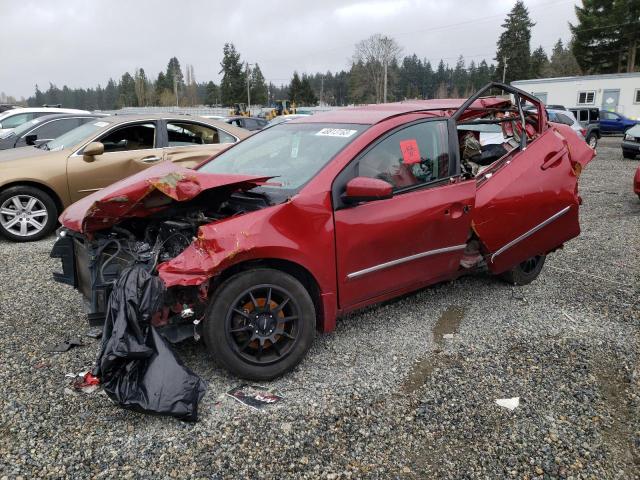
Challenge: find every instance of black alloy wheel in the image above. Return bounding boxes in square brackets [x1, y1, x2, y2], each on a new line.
[204, 268, 315, 380]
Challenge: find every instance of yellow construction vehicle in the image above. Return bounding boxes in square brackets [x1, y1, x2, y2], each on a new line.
[265, 100, 296, 121]
[229, 103, 250, 117]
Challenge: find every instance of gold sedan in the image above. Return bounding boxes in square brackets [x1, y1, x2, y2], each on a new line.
[0, 114, 249, 241]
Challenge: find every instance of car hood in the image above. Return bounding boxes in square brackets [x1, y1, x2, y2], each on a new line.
[0, 145, 51, 163]
[626, 124, 640, 137]
[60, 161, 271, 233]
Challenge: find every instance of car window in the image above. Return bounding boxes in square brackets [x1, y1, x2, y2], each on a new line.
[167, 122, 227, 146]
[1, 113, 35, 129]
[602, 111, 618, 120]
[357, 121, 450, 190]
[555, 113, 574, 126]
[99, 123, 156, 152]
[244, 119, 257, 129]
[578, 110, 589, 122]
[218, 129, 236, 143]
[31, 118, 80, 140]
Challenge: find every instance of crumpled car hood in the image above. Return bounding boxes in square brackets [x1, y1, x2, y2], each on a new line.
[60, 161, 270, 233]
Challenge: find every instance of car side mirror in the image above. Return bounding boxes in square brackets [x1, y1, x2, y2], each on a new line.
[25, 134, 38, 146]
[342, 176, 393, 204]
[83, 141, 104, 162]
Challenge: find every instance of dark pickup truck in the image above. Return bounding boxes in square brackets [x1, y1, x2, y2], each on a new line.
[569, 108, 600, 149]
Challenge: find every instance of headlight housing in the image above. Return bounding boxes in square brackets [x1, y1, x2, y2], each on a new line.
[624, 134, 634, 141]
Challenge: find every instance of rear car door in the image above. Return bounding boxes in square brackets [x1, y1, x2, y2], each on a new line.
[162, 121, 237, 167]
[67, 121, 163, 202]
[471, 116, 584, 274]
[333, 119, 475, 308]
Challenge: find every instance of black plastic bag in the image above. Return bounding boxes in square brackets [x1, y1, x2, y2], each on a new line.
[93, 265, 206, 421]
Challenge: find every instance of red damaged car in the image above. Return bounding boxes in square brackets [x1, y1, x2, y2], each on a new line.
[51, 83, 594, 380]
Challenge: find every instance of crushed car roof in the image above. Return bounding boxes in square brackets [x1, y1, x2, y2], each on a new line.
[293, 97, 512, 125]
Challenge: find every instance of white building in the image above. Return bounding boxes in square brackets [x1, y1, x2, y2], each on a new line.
[512, 72, 640, 119]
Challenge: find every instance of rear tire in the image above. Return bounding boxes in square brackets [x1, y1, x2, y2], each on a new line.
[498, 255, 546, 286]
[0, 186, 58, 242]
[203, 268, 316, 380]
[586, 133, 598, 149]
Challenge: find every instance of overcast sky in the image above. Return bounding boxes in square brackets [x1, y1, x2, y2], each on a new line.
[0, 0, 578, 99]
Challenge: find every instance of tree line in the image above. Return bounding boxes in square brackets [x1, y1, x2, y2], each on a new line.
[20, 0, 637, 110]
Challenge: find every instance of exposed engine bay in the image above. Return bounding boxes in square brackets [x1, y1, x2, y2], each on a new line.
[56, 190, 272, 341]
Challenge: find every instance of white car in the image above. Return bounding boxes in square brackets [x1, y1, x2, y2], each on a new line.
[0, 107, 90, 135]
[547, 109, 584, 139]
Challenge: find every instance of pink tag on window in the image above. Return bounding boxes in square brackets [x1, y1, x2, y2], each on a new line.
[400, 139, 421, 164]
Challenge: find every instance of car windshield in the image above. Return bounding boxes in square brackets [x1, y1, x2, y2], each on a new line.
[198, 123, 367, 189]
[44, 120, 109, 151]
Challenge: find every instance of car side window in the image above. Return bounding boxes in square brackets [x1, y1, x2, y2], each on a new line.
[218, 129, 236, 144]
[357, 121, 450, 190]
[99, 123, 156, 153]
[556, 113, 574, 126]
[167, 122, 227, 147]
[31, 118, 79, 140]
[1, 113, 35, 129]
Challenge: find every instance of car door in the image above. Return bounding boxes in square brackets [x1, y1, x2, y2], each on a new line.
[67, 121, 163, 202]
[333, 120, 475, 308]
[162, 120, 237, 168]
[472, 122, 583, 274]
[600, 111, 620, 133]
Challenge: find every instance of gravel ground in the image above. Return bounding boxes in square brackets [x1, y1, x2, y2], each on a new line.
[0, 137, 638, 479]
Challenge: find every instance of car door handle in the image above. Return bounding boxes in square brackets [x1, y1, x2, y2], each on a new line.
[140, 155, 162, 164]
[541, 149, 565, 170]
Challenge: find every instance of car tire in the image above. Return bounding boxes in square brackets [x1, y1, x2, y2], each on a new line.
[203, 268, 316, 380]
[0, 186, 58, 242]
[586, 133, 598, 149]
[498, 255, 546, 286]
[623, 151, 636, 159]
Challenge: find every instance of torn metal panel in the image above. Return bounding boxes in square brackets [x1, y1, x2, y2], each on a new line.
[59, 161, 270, 233]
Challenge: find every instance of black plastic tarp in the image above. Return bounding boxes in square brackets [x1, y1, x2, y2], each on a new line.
[93, 265, 206, 421]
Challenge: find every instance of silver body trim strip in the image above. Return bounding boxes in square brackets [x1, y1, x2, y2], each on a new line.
[78, 188, 102, 193]
[490, 205, 572, 263]
[346, 244, 467, 280]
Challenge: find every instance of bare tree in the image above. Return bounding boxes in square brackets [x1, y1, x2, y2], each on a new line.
[352, 34, 402, 103]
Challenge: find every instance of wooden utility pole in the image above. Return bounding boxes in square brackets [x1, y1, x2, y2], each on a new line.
[246, 62, 251, 113]
[502, 56, 508, 83]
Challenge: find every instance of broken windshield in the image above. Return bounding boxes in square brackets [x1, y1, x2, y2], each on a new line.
[198, 123, 367, 189]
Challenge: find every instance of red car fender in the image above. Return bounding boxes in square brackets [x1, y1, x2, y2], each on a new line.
[634, 165, 640, 196]
[157, 190, 340, 332]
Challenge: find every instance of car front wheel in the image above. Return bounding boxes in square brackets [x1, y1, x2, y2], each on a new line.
[623, 151, 636, 159]
[0, 186, 58, 242]
[498, 255, 546, 285]
[204, 268, 316, 380]
[586, 133, 598, 149]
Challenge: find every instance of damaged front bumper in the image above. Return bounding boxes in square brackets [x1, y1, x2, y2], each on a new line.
[51, 229, 113, 325]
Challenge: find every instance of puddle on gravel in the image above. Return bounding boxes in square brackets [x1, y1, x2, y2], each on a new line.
[402, 306, 466, 393]
[432, 305, 466, 346]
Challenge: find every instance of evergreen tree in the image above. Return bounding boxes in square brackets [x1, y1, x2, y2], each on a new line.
[571, 0, 639, 73]
[219, 43, 246, 105]
[495, 0, 535, 83]
[118, 72, 137, 107]
[134, 68, 148, 107]
[547, 39, 581, 77]
[205, 81, 219, 106]
[103, 79, 118, 110]
[250, 63, 268, 105]
[166, 57, 185, 99]
[530, 46, 550, 78]
[299, 75, 318, 105]
[288, 72, 303, 103]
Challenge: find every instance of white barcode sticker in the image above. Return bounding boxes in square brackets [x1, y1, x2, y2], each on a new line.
[315, 128, 357, 138]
